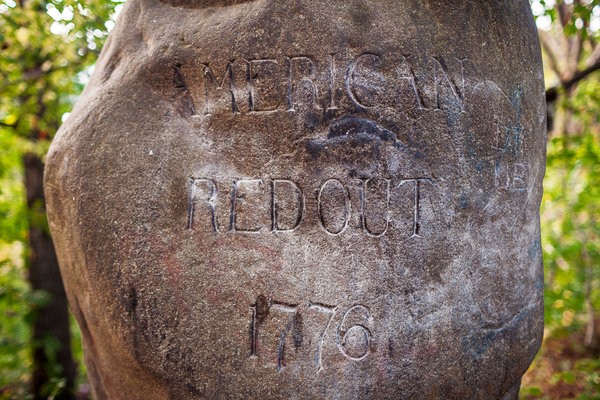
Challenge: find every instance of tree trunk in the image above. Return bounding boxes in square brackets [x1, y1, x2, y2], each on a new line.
[24, 153, 76, 400]
[582, 234, 599, 352]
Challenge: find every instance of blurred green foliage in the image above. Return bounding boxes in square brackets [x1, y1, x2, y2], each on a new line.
[543, 76, 599, 337]
[543, 126, 599, 333]
[0, 0, 120, 138]
[522, 1, 600, 398]
[0, 103, 30, 399]
[0, 0, 121, 397]
[533, 0, 600, 340]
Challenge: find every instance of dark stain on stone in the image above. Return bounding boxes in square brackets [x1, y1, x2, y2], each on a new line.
[304, 111, 320, 132]
[350, 1, 372, 31]
[305, 140, 323, 160]
[464, 307, 531, 358]
[388, 338, 395, 358]
[125, 286, 138, 316]
[458, 194, 469, 210]
[306, 116, 409, 160]
[424, 0, 448, 22]
[186, 383, 203, 397]
[327, 116, 401, 146]
[292, 312, 303, 349]
[527, 238, 541, 260]
[473, 159, 487, 173]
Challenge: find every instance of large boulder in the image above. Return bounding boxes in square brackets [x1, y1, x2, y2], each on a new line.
[45, 0, 546, 398]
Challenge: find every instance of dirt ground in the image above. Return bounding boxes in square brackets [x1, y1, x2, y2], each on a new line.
[521, 330, 600, 399]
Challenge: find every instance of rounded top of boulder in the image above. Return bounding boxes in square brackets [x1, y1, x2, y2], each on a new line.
[159, 0, 255, 7]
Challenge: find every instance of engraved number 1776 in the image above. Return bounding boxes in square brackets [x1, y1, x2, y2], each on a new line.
[249, 301, 372, 372]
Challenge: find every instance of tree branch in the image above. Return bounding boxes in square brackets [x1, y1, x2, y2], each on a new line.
[0, 121, 18, 128]
[585, 43, 600, 70]
[546, 57, 600, 102]
[567, 33, 584, 77]
[539, 31, 563, 79]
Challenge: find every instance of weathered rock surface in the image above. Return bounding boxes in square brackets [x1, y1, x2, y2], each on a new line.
[44, 0, 546, 398]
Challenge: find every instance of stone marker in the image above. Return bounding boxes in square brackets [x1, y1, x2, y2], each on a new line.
[44, 0, 546, 398]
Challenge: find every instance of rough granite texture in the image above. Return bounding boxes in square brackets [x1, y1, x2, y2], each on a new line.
[44, 0, 546, 398]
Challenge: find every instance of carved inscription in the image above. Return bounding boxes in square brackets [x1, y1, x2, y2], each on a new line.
[187, 179, 218, 231]
[249, 302, 299, 371]
[318, 179, 351, 235]
[249, 299, 373, 372]
[187, 177, 436, 237]
[360, 178, 390, 237]
[399, 178, 435, 238]
[308, 303, 336, 371]
[271, 180, 304, 232]
[230, 179, 264, 232]
[495, 162, 528, 192]
[178, 53, 468, 117]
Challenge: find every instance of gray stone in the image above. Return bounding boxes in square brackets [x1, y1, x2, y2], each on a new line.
[44, 0, 546, 398]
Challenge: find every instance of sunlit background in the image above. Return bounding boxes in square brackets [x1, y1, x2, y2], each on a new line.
[1, 1, 599, 399]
